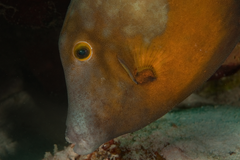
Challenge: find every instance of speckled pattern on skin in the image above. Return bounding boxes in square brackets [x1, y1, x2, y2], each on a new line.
[73, 0, 168, 42]
[59, 0, 240, 155]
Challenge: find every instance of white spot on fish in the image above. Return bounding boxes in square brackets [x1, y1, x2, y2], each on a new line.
[106, 6, 120, 18]
[101, 77, 106, 84]
[96, 0, 102, 7]
[77, 0, 168, 41]
[79, 1, 95, 30]
[102, 28, 112, 38]
[132, 1, 142, 11]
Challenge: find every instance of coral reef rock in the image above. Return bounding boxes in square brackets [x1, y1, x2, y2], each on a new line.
[43, 106, 240, 160]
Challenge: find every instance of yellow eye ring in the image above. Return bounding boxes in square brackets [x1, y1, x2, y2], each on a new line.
[73, 41, 93, 61]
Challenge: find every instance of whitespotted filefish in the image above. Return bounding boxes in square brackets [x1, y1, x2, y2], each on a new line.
[59, 0, 240, 155]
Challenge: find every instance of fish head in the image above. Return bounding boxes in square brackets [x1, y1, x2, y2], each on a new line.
[59, 0, 240, 155]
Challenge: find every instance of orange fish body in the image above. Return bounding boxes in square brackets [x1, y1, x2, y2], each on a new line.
[59, 0, 240, 155]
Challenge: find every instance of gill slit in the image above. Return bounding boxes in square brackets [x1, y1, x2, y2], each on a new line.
[117, 56, 138, 84]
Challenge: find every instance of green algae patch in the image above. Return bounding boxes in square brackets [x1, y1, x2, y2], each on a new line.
[198, 70, 240, 97]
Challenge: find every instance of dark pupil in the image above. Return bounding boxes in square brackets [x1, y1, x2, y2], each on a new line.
[76, 47, 89, 59]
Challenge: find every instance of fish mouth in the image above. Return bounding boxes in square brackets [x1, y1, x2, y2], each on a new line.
[65, 127, 97, 155]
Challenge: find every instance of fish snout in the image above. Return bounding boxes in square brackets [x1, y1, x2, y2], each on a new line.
[65, 126, 97, 155]
[72, 139, 96, 155]
[65, 126, 78, 144]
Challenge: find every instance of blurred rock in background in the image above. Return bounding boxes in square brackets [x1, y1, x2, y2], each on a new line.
[0, 0, 70, 159]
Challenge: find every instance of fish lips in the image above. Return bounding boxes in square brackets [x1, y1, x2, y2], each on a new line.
[65, 126, 97, 155]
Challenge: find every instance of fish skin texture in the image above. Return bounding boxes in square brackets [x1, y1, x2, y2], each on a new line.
[59, 0, 240, 155]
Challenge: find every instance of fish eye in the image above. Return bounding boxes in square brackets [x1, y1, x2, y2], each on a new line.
[73, 41, 92, 61]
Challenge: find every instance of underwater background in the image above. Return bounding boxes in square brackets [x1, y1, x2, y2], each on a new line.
[0, 0, 70, 159]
